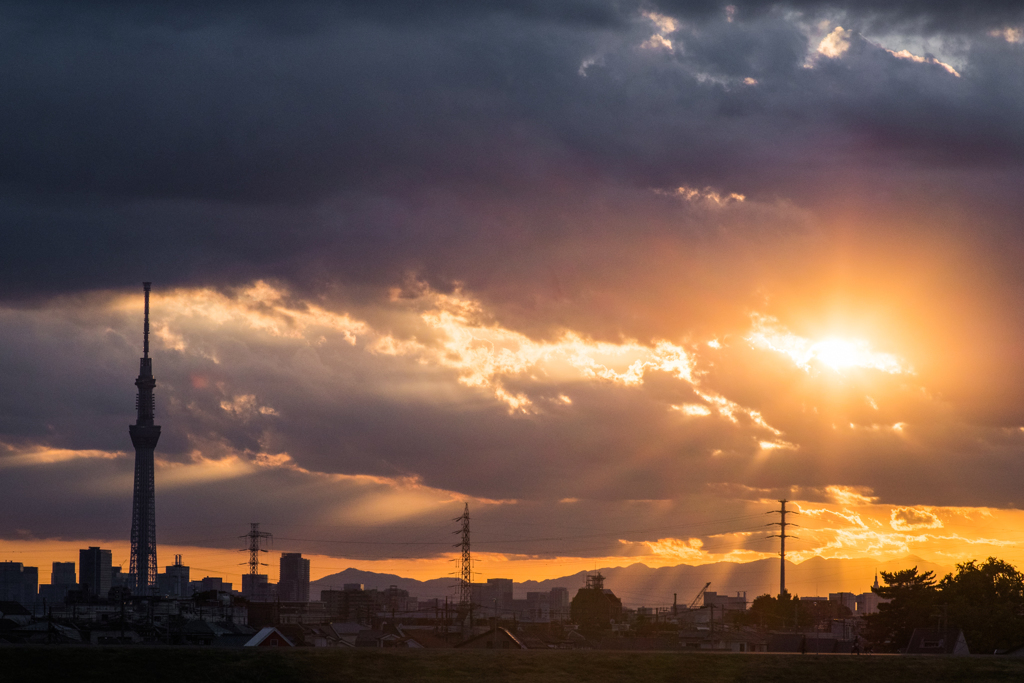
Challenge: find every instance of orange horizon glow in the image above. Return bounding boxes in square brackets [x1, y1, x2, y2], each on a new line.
[6, 493, 1024, 592]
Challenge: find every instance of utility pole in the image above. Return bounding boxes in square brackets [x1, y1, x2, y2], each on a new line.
[767, 499, 798, 597]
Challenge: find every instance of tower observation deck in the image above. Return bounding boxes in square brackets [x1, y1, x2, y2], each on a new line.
[129, 282, 160, 594]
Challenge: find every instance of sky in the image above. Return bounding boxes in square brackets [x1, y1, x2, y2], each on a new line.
[3, 0, 1024, 593]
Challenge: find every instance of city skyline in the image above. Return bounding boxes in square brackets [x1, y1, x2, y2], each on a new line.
[5, 1, 1024, 595]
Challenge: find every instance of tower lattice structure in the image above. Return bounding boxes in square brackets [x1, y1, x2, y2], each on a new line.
[767, 499, 797, 597]
[241, 522, 273, 575]
[129, 282, 160, 594]
[453, 503, 473, 619]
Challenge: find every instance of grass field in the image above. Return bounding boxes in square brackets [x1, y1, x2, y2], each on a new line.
[3, 648, 1024, 683]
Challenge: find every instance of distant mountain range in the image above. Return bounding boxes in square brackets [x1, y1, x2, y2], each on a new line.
[310, 555, 952, 609]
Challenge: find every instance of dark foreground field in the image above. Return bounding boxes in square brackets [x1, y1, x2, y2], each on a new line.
[4, 648, 1024, 683]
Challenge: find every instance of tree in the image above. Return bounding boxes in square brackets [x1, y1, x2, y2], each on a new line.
[741, 592, 830, 631]
[863, 567, 937, 652]
[939, 557, 1024, 654]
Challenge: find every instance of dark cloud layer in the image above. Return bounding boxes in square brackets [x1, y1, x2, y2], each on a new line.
[3, 0, 1024, 302]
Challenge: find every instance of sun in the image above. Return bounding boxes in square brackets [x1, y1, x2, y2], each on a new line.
[746, 315, 910, 375]
[811, 338, 870, 371]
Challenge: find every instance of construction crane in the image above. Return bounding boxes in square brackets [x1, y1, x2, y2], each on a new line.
[688, 582, 711, 610]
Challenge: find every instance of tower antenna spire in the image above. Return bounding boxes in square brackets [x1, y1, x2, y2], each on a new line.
[143, 281, 151, 359]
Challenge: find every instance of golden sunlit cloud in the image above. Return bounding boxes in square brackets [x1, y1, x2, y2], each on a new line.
[673, 403, 712, 416]
[817, 26, 852, 58]
[885, 48, 960, 77]
[219, 394, 279, 418]
[890, 506, 943, 531]
[656, 185, 746, 204]
[111, 279, 826, 469]
[138, 281, 368, 351]
[153, 280, 703, 414]
[826, 485, 879, 506]
[813, 25, 959, 76]
[643, 537, 706, 561]
[381, 289, 696, 411]
[693, 389, 783, 436]
[642, 11, 677, 50]
[746, 314, 910, 375]
[758, 439, 795, 451]
[789, 495, 1022, 566]
[155, 452, 255, 488]
[992, 27, 1024, 43]
[0, 443, 124, 469]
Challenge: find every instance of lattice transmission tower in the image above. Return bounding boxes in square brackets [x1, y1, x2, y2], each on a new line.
[452, 503, 473, 624]
[241, 522, 273, 575]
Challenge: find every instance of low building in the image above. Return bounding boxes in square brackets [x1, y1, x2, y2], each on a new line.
[525, 592, 550, 622]
[245, 626, 294, 647]
[248, 600, 327, 627]
[680, 627, 767, 652]
[322, 587, 374, 623]
[456, 626, 527, 650]
[195, 576, 233, 594]
[570, 574, 623, 633]
[243, 574, 277, 602]
[855, 591, 885, 615]
[829, 592, 857, 615]
[906, 628, 970, 656]
[157, 555, 191, 598]
[703, 591, 747, 612]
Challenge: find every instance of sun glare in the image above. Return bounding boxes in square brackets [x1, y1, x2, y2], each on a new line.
[813, 338, 871, 371]
[746, 315, 909, 375]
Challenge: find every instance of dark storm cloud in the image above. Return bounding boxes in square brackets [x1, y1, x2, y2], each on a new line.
[2, 0, 1024, 304]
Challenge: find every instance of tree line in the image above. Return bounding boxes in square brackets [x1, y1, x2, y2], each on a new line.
[736, 557, 1024, 654]
[866, 557, 1024, 653]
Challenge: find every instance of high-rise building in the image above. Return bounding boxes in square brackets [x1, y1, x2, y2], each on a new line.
[278, 553, 310, 602]
[38, 561, 78, 604]
[79, 547, 112, 598]
[52, 562, 76, 586]
[129, 282, 160, 593]
[487, 578, 514, 611]
[549, 587, 570, 621]
[0, 562, 38, 607]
